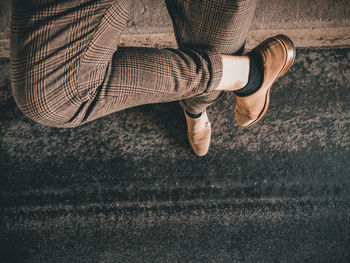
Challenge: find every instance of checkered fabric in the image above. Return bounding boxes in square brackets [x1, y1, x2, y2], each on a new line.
[166, 0, 257, 114]
[11, 0, 256, 127]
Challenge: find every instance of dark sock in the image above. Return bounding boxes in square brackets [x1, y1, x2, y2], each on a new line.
[185, 110, 202, 118]
[234, 50, 264, 97]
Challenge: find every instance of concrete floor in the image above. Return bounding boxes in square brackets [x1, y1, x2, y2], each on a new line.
[1, 48, 350, 262]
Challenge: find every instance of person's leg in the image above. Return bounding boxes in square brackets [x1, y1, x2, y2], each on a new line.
[164, 0, 257, 156]
[11, 0, 223, 127]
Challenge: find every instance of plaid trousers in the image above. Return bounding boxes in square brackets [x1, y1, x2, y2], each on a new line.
[11, 0, 257, 127]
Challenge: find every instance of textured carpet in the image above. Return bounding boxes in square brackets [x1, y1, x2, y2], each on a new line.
[1, 48, 350, 262]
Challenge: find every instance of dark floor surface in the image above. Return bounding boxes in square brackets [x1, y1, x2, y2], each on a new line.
[1, 48, 350, 262]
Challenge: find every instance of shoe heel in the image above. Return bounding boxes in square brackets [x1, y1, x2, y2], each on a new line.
[275, 34, 296, 77]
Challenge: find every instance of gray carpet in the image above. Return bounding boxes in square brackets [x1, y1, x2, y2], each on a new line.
[1, 48, 350, 262]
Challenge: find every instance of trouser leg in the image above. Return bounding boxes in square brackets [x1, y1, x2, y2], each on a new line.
[165, 0, 257, 114]
[11, 0, 222, 127]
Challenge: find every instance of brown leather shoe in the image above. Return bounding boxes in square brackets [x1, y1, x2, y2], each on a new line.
[181, 105, 211, 156]
[235, 34, 296, 127]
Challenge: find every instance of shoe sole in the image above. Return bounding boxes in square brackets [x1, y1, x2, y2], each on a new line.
[246, 34, 296, 127]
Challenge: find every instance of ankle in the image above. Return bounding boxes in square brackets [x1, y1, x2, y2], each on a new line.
[234, 50, 264, 97]
[185, 110, 202, 119]
[217, 55, 250, 91]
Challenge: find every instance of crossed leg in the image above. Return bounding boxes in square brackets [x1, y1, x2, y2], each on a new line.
[11, 0, 225, 127]
[11, 0, 295, 155]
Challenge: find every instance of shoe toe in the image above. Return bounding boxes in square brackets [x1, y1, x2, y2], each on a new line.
[189, 130, 211, 156]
